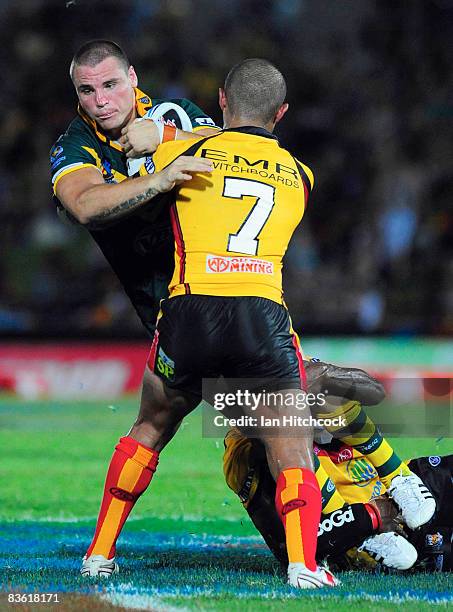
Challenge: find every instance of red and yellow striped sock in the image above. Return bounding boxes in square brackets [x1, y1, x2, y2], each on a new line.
[86, 436, 159, 559]
[275, 467, 321, 571]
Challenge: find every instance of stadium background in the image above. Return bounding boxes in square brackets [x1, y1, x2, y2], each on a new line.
[1, 0, 452, 609]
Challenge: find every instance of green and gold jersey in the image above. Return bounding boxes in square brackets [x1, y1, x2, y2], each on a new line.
[50, 88, 217, 335]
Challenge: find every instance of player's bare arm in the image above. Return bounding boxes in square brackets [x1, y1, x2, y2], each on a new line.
[55, 156, 213, 225]
[119, 118, 218, 158]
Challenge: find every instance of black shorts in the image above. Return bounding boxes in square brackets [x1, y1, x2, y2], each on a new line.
[147, 295, 306, 398]
[407, 454, 452, 572]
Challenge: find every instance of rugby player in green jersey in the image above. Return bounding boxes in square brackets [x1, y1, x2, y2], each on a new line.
[51, 39, 217, 333]
[50, 40, 216, 578]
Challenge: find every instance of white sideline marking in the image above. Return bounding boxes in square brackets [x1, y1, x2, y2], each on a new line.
[100, 592, 186, 611]
[102, 583, 453, 606]
[100, 583, 188, 611]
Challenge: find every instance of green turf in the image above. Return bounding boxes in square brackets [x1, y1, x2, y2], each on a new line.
[1, 396, 452, 610]
[0, 397, 240, 522]
[1, 396, 450, 522]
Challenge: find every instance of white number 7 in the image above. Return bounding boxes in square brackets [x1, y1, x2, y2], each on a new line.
[223, 177, 276, 256]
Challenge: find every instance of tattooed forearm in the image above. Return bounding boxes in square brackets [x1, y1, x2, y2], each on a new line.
[89, 186, 160, 224]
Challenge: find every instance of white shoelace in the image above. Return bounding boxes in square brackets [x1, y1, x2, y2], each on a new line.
[390, 475, 426, 508]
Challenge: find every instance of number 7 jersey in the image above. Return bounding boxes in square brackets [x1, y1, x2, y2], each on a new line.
[152, 126, 314, 304]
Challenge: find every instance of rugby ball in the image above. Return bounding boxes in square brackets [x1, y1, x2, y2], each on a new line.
[127, 102, 193, 177]
[144, 102, 193, 132]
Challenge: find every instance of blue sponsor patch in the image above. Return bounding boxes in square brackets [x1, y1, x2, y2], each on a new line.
[101, 158, 115, 182]
[140, 96, 151, 104]
[50, 145, 64, 162]
[426, 532, 443, 548]
[144, 157, 155, 174]
[51, 156, 66, 170]
[429, 456, 441, 467]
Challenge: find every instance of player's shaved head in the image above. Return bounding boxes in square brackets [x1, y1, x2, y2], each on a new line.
[224, 59, 287, 124]
[70, 40, 130, 80]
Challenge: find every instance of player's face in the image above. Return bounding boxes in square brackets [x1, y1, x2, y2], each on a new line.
[72, 56, 138, 138]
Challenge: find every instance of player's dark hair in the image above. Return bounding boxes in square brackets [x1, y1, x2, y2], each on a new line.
[224, 59, 286, 124]
[70, 40, 130, 78]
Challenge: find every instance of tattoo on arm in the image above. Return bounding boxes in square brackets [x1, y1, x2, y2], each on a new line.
[90, 186, 160, 224]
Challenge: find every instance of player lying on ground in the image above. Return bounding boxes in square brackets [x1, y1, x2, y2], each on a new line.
[224, 360, 450, 572]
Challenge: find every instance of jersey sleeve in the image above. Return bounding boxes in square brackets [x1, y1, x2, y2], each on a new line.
[173, 98, 220, 132]
[50, 128, 102, 194]
[151, 136, 207, 173]
[294, 157, 314, 207]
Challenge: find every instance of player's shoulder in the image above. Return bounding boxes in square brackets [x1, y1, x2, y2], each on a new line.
[50, 116, 101, 184]
[152, 133, 211, 171]
[50, 116, 98, 157]
[290, 153, 315, 191]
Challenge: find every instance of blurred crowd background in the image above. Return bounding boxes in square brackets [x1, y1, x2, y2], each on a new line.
[1, 0, 452, 338]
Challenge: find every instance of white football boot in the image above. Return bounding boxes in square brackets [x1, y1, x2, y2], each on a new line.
[358, 532, 417, 570]
[388, 472, 436, 529]
[287, 563, 339, 589]
[80, 554, 119, 578]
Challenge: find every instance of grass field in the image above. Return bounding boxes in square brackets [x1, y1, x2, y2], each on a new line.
[1, 395, 452, 611]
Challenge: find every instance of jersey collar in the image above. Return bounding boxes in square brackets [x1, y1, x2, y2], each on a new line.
[222, 126, 278, 140]
[77, 88, 153, 152]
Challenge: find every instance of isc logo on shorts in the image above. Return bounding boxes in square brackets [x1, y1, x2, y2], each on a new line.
[206, 254, 273, 274]
[156, 347, 175, 381]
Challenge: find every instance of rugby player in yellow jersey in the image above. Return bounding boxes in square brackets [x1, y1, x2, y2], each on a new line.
[77, 56, 434, 585]
[82, 58, 337, 589]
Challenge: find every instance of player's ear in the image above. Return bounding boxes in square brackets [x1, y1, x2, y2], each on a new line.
[128, 65, 138, 88]
[274, 102, 289, 124]
[218, 88, 227, 111]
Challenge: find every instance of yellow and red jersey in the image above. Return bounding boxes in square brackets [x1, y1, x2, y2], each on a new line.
[152, 126, 314, 304]
[223, 428, 387, 508]
[314, 443, 386, 505]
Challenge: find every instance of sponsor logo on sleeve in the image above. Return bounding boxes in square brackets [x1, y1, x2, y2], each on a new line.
[51, 156, 67, 170]
[330, 447, 353, 464]
[101, 158, 115, 183]
[206, 254, 273, 275]
[195, 117, 216, 126]
[326, 479, 335, 493]
[50, 145, 64, 162]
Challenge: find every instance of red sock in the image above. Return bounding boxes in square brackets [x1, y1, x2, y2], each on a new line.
[275, 467, 321, 571]
[86, 436, 159, 559]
